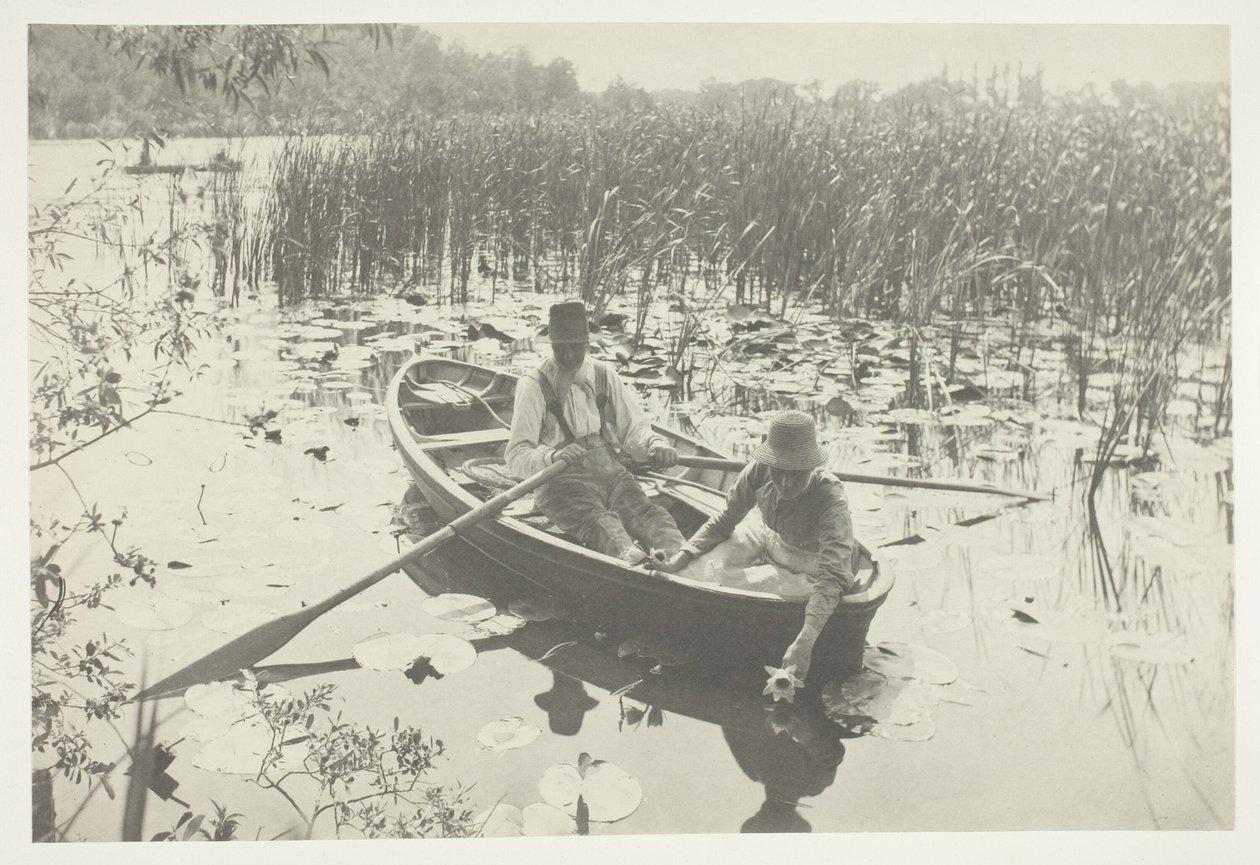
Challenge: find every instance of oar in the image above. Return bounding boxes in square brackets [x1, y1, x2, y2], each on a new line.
[135, 459, 571, 700]
[673, 455, 1051, 501]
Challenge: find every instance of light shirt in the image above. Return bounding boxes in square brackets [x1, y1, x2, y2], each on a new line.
[686, 462, 857, 630]
[506, 356, 665, 478]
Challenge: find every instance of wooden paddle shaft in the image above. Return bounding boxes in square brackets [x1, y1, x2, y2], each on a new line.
[674, 455, 1050, 501]
[136, 459, 570, 699]
[305, 458, 570, 619]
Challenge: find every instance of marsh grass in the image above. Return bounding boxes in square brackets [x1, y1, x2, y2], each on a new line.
[237, 78, 1228, 490]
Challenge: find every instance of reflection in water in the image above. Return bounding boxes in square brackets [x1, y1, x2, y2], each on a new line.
[534, 671, 600, 736]
[725, 702, 845, 833]
[402, 509, 851, 833]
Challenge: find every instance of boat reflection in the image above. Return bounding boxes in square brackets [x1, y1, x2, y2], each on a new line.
[398, 496, 850, 833]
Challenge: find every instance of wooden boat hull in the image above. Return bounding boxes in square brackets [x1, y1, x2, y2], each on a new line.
[387, 354, 893, 681]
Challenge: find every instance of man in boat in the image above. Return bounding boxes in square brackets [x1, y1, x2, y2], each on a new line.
[659, 410, 859, 681]
[505, 300, 687, 568]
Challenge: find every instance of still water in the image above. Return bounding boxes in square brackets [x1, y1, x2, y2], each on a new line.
[28, 139, 1234, 840]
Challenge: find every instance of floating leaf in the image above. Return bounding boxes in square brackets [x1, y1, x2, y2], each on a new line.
[160, 581, 227, 605]
[422, 593, 497, 623]
[876, 542, 944, 573]
[1006, 608, 1107, 643]
[522, 802, 578, 836]
[415, 633, 477, 675]
[192, 720, 307, 775]
[869, 719, 936, 742]
[616, 633, 696, 667]
[1107, 632, 1199, 665]
[822, 669, 940, 727]
[353, 633, 426, 671]
[477, 717, 542, 751]
[825, 395, 857, 417]
[213, 574, 293, 598]
[538, 759, 643, 822]
[885, 407, 937, 425]
[404, 656, 443, 685]
[474, 803, 524, 837]
[201, 604, 274, 636]
[975, 553, 1060, 582]
[112, 596, 194, 631]
[184, 681, 254, 718]
[1126, 516, 1201, 548]
[919, 609, 970, 634]
[471, 613, 528, 637]
[863, 643, 958, 685]
[511, 594, 572, 621]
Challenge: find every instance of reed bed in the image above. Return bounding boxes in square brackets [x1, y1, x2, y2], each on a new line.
[239, 79, 1229, 438]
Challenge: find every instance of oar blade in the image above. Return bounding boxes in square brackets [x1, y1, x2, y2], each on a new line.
[134, 607, 315, 701]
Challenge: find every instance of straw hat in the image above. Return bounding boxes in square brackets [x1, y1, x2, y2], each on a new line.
[752, 410, 826, 471]
[538, 300, 593, 344]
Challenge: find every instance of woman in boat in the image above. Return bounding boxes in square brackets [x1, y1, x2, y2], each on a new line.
[505, 300, 686, 568]
[659, 410, 859, 681]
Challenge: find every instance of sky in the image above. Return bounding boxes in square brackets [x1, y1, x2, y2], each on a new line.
[416, 23, 1230, 95]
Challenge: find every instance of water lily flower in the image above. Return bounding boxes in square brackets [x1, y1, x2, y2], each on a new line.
[762, 665, 804, 702]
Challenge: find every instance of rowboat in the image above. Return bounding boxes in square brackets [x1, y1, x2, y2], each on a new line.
[386, 354, 894, 681]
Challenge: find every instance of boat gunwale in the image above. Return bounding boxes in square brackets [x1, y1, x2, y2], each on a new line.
[387, 354, 893, 612]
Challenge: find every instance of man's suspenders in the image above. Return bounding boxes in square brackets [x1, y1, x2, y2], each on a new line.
[527, 364, 616, 446]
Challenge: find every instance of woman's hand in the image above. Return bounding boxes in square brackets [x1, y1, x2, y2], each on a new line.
[782, 628, 819, 682]
[656, 549, 694, 574]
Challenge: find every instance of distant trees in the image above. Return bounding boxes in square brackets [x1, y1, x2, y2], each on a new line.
[28, 24, 585, 138]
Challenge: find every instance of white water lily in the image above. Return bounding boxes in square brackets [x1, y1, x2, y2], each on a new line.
[762, 665, 804, 702]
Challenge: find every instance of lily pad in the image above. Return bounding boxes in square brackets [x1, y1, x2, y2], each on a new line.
[617, 633, 697, 667]
[470, 613, 528, 637]
[202, 604, 275, 636]
[477, 716, 543, 751]
[538, 756, 643, 823]
[1128, 472, 1187, 505]
[855, 452, 922, 469]
[870, 719, 936, 742]
[192, 720, 308, 775]
[522, 802, 578, 836]
[1107, 632, 1200, 665]
[473, 803, 524, 837]
[112, 596, 194, 631]
[184, 681, 255, 718]
[352, 633, 427, 671]
[975, 553, 1060, 582]
[422, 593, 497, 623]
[1126, 516, 1201, 548]
[885, 407, 937, 425]
[213, 574, 293, 598]
[863, 642, 958, 685]
[876, 542, 944, 573]
[1004, 608, 1108, 643]
[1133, 537, 1201, 572]
[919, 609, 971, 634]
[822, 669, 940, 727]
[508, 595, 570, 622]
[352, 632, 477, 675]
[159, 580, 228, 605]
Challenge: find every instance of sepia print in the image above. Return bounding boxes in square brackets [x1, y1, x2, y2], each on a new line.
[23, 9, 1242, 853]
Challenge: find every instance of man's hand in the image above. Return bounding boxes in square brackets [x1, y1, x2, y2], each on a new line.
[782, 628, 819, 683]
[648, 443, 678, 469]
[656, 549, 694, 574]
[553, 442, 587, 467]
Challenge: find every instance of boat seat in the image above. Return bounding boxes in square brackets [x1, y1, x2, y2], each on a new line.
[412, 427, 512, 451]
